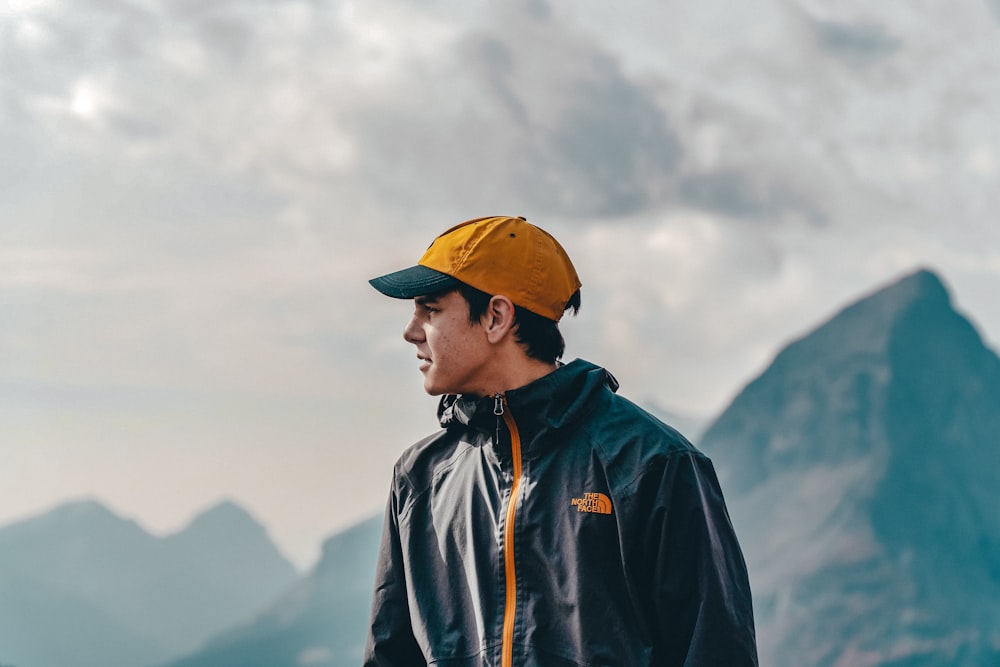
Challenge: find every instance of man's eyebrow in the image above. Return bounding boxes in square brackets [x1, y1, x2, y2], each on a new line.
[414, 295, 440, 306]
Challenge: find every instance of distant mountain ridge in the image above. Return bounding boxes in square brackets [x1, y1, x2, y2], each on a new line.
[163, 514, 382, 667]
[0, 498, 299, 667]
[707, 268, 960, 489]
[701, 268, 1000, 666]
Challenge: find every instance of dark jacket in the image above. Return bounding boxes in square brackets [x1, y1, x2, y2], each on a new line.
[365, 359, 757, 666]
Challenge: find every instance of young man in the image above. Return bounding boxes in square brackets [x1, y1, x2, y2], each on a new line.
[365, 216, 757, 666]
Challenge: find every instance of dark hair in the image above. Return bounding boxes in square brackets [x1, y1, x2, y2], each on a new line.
[456, 283, 581, 364]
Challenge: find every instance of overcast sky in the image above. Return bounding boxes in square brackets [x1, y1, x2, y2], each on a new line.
[3, 0, 1000, 568]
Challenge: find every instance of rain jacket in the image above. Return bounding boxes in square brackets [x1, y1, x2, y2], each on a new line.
[365, 359, 757, 666]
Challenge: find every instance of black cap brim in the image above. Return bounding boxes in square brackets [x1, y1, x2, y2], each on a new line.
[369, 264, 460, 299]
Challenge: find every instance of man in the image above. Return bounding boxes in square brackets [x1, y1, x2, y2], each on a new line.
[365, 216, 757, 666]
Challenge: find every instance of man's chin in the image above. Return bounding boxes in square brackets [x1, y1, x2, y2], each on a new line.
[423, 380, 468, 397]
[422, 378, 447, 396]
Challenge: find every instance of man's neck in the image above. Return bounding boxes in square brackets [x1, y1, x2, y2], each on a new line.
[473, 357, 558, 398]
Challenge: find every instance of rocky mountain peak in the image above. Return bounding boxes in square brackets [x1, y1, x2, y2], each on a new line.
[700, 267, 987, 488]
[700, 266, 1000, 666]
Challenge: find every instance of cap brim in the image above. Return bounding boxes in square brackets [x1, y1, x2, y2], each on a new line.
[369, 264, 461, 299]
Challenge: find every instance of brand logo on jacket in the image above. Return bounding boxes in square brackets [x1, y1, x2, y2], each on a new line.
[571, 492, 612, 514]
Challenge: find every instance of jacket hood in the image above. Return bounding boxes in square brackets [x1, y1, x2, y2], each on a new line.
[436, 358, 619, 454]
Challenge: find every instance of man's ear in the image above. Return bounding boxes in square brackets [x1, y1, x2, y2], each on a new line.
[483, 295, 517, 343]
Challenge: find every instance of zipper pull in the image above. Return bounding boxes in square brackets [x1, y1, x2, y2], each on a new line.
[494, 393, 504, 450]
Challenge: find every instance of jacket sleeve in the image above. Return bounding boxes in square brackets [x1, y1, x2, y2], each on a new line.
[363, 474, 426, 667]
[645, 451, 758, 666]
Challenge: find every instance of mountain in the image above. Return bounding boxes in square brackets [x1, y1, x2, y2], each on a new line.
[0, 570, 164, 667]
[163, 514, 383, 667]
[0, 500, 169, 667]
[0, 498, 299, 667]
[700, 268, 1000, 666]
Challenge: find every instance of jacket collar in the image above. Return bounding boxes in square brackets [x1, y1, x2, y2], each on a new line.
[437, 358, 619, 455]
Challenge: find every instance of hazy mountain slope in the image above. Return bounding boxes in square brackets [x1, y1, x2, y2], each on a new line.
[153, 500, 301, 649]
[0, 500, 171, 666]
[164, 514, 382, 667]
[700, 268, 1000, 666]
[0, 575, 165, 667]
[0, 499, 299, 666]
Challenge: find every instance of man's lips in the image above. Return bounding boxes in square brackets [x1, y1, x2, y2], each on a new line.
[417, 355, 431, 372]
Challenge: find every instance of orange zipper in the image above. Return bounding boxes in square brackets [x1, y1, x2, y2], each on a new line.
[497, 394, 522, 667]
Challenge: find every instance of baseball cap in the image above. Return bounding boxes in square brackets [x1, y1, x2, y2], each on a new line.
[369, 216, 581, 321]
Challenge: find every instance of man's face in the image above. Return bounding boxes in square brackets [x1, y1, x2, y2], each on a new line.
[403, 290, 492, 396]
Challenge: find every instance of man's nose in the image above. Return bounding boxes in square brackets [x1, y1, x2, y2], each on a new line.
[403, 315, 423, 344]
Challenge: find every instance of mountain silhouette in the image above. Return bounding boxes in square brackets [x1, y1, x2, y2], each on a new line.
[700, 268, 1000, 666]
[0, 498, 299, 667]
[163, 514, 382, 667]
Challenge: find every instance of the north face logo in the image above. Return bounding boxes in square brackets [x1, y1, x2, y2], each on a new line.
[571, 492, 612, 515]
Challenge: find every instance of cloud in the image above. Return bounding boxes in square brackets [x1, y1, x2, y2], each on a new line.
[678, 168, 828, 225]
[4, 0, 1000, 567]
[807, 17, 900, 66]
[564, 210, 791, 414]
[985, 0, 1000, 23]
[342, 6, 683, 220]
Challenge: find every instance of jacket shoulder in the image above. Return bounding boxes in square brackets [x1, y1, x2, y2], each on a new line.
[578, 390, 715, 491]
[594, 390, 699, 456]
[391, 428, 475, 510]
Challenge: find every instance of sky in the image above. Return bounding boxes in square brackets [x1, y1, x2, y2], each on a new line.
[2, 0, 1000, 568]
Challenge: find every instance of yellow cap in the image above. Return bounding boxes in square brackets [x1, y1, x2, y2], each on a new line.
[370, 216, 581, 321]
